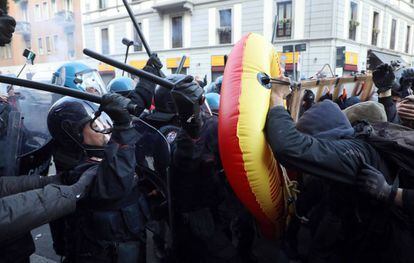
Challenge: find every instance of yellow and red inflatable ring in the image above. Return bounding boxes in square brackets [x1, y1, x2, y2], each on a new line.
[218, 33, 285, 238]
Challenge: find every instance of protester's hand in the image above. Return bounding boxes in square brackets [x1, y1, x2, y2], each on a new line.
[397, 96, 414, 121]
[99, 93, 132, 129]
[373, 64, 395, 93]
[270, 76, 291, 108]
[0, 9, 16, 46]
[171, 75, 205, 138]
[357, 163, 394, 203]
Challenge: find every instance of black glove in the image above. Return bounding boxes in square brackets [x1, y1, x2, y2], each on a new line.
[99, 93, 132, 129]
[171, 75, 205, 138]
[373, 64, 395, 93]
[357, 163, 397, 204]
[144, 53, 163, 77]
[0, 9, 16, 46]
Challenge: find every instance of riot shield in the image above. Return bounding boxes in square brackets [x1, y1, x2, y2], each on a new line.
[0, 86, 53, 177]
[133, 118, 175, 250]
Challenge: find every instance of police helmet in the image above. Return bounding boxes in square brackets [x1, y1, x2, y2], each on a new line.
[215, 76, 223, 94]
[47, 97, 112, 151]
[52, 62, 108, 95]
[108, 77, 135, 95]
[154, 74, 186, 113]
[205, 93, 220, 112]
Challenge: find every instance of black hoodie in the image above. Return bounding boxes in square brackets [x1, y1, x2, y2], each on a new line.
[266, 101, 389, 184]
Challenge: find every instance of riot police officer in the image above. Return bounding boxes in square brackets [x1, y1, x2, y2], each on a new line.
[48, 56, 161, 260]
[168, 75, 244, 263]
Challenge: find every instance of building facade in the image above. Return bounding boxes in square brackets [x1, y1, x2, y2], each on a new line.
[271, 0, 414, 78]
[82, 0, 414, 81]
[0, 0, 84, 79]
[82, 0, 265, 83]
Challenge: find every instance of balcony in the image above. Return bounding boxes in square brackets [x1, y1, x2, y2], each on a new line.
[152, 0, 194, 14]
[54, 10, 75, 32]
[15, 21, 31, 41]
[13, 0, 28, 5]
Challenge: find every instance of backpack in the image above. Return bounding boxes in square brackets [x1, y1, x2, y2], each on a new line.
[354, 121, 414, 186]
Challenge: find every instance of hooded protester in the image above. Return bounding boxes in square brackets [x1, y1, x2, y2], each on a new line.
[285, 100, 357, 262]
[266, 79, 414, 263]
[341, 102, 414, 215]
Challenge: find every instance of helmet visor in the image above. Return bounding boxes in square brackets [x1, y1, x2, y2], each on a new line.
[76, 70, 108, 96]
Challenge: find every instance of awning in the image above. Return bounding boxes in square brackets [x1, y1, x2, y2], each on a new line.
[368, 50, 406, 70]
[129, 60, 147, 69]
[98, 63, 114, 72]
[166, 57, 190, 69]
[153, 0, 194, 14]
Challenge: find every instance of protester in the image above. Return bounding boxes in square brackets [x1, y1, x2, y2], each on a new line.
[0, 172, 95, 262]
[266, 78, 414, 262]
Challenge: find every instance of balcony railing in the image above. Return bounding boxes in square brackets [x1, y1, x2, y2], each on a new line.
[54, 10, 75, 32]
[153, 0, 194, 14]
[15, 21, 31, 36]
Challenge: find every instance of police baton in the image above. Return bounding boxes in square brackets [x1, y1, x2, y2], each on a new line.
[83, 48, 176, 89]
[121, 0, 166, 77]
[122, 0, 151, 57]
[175, 55, 187, 74]
[0, 75, 138, 114]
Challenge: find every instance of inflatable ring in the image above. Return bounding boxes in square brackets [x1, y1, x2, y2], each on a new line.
[218, 33, 284, 238]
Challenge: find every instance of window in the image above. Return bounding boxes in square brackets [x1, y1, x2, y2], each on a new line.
[133, 23, 143, 52]
[218, 9, 232, 44]
[38, 38, 44, 55]
[25, 39, 31, 49]
[46, 36, 51, 53]
[21, 3, 28, 21]
[372, 12, 379, 46]
[349, 2, 359, 40]
[172, 16, 183, 48]
[35, 4, 41, 21]
[53, 35, 58, 52]
[406, 25, 411, 53]
[67, 32, 75, 57]
[65, 0, 73, 12]
[101, 28, 109, 54]
[0, 45, 12, 59]
[390, 19, 397, 50]
[276, 1, 292, 38]
[51, 0, 57, 14]
[43, 2, 49, 19]
[99, 0, 107, 9]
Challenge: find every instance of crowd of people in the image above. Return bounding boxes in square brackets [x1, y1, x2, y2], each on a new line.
[1, 7, 414, 263]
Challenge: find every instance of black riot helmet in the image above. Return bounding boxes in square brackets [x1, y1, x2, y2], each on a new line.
[47, 97, 112, 155]
[154, 74, 186, 114]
